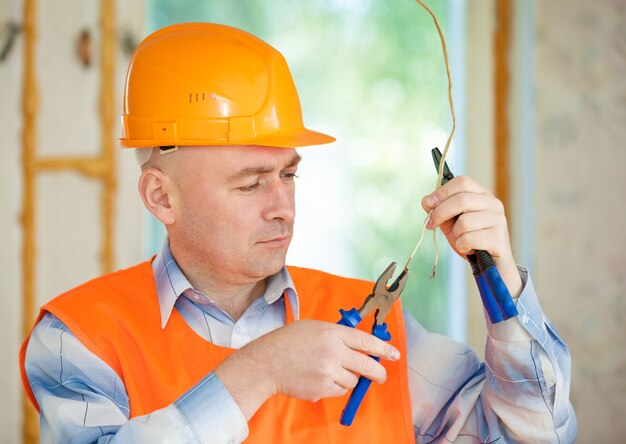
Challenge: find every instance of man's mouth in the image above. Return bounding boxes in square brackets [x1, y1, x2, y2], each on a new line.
[257, 233, 291, 246]
[259, 234, 288, 242]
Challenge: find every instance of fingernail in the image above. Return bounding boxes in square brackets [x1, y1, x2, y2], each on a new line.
[390, 347, 400, 360]
[426, 218, 433, 229]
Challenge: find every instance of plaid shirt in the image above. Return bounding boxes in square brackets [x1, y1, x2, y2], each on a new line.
[24, 241, 576, 443]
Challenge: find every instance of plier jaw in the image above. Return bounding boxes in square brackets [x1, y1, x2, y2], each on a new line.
[358, 262, 409, 326]
[336, 261, 410, 426]
[431, 147, 455, 185]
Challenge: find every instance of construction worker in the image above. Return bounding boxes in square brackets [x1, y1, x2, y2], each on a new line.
[20, 23, 576, 443]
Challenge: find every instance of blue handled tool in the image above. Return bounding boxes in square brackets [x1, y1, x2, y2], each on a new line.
[431, 148, 518, 322]
[337, 261, 409, 426]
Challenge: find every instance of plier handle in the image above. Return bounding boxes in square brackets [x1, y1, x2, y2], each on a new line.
[431, 148, 518, 322]
[337, 261, 409, 426]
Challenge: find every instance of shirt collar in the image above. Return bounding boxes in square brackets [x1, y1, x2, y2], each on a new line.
[152, 239, 299, 328]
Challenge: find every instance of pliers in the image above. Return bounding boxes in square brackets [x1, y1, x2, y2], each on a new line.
[431, 147, 518, 323]
[337, 261, 409, 426]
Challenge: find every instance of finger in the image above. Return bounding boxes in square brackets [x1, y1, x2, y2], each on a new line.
[311, 383, 348, 402]
[427, 192, 495, 229]
[338, 326, 400, 361]
[335, 368, 360, 390]
[450, 211, 507, 240]
[422, 176, 486, 211]
[330, 383, 349, 399]
[455, 227, 509, 257]
[342, 351, 387, 384]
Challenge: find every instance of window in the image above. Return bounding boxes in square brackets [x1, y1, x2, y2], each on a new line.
[144, 0, 466, 337]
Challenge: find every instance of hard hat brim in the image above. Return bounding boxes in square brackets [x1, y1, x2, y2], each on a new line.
[120, 128, 335, 149]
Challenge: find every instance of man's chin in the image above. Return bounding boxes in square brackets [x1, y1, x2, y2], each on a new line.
[248, 253, 288, 279]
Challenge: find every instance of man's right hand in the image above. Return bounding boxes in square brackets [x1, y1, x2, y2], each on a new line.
[214, 320, 400, 420]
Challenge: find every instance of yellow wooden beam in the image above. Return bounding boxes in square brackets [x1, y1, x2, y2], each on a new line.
[20, 0, 39, 440]
[493, 0, 512, 216]
[35, 156, 111, 177]
[100, 0, 117, 274]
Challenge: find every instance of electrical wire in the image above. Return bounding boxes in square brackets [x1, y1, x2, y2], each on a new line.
[403, 0, 457, 278]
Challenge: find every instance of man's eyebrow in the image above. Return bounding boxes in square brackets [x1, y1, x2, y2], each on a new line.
[227, 153, 302, 182]
[286, 153, 302, 169]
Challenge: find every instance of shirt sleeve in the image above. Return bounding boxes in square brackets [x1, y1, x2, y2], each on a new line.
[404, 266, 577, 443]
[24, 313, 249, 444]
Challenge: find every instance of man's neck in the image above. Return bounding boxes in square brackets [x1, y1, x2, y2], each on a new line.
[202, 279, 267, 321]
[170, 250, 267, 322]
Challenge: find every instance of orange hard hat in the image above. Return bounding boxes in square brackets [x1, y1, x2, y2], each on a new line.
[119, 23, 335, 149]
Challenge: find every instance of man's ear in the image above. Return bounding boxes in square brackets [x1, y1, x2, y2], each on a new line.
[138, 168, 177, 225]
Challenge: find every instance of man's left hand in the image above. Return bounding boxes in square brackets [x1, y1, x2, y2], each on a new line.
[421, 176, 523, 299]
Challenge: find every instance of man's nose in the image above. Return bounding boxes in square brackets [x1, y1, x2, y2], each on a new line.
[264, 180, 295, 223]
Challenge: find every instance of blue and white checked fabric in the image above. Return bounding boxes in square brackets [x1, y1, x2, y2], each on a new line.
[24, 240, 576, 443]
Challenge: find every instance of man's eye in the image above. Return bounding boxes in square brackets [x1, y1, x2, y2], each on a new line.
[282, 172, 299, 180]
[238, 182, 260, 192]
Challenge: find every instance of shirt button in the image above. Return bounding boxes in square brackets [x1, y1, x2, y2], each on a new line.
[521, 313, 529, 324]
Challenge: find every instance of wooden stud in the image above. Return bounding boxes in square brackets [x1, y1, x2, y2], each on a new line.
[493, 0, 512, 219]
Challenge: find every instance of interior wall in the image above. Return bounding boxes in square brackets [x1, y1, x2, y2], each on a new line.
[0, 1, 145, 443]
[0, 0, 27, 441]
[532, 0, 626, 441]
[470, 1, 626, 440]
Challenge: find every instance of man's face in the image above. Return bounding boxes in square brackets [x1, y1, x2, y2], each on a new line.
[166, 145, 300, 285]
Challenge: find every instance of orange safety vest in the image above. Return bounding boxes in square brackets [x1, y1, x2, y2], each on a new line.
[20, 261, 415, 443]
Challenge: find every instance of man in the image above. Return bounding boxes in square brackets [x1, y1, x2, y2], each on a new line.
[20, 23, 576, 443]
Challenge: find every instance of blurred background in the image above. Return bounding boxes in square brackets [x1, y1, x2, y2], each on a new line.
[1, 0, 624, 442]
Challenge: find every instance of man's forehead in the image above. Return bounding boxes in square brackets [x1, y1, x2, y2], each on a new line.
[224, 147, 301, 179]
[183, 145, 298, 163]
